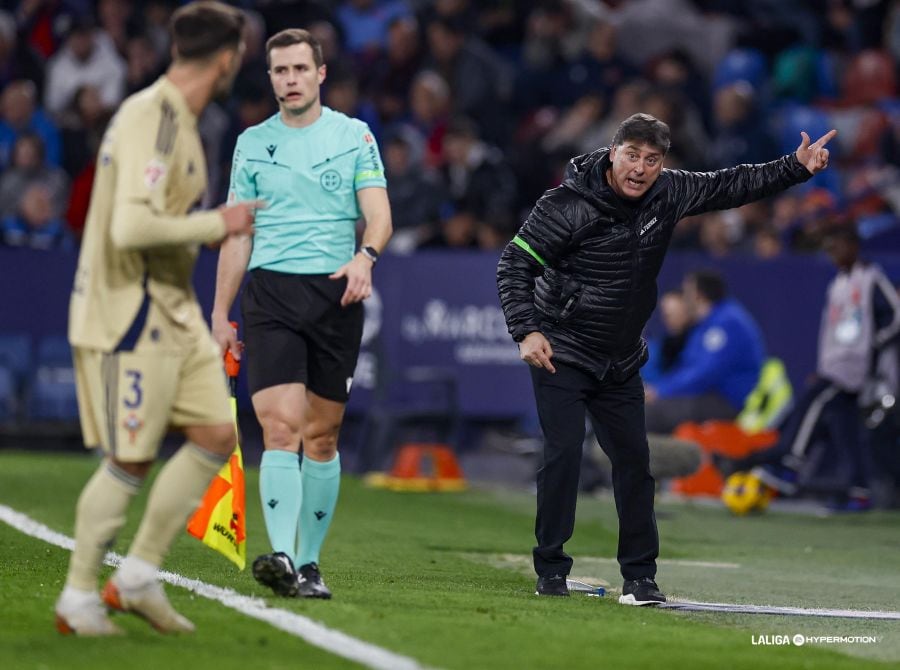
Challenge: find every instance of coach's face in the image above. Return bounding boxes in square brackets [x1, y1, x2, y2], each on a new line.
[607, 141, 665, 200]
[269, 43, 326, 115]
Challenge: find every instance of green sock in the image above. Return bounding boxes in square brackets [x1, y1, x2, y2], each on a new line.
[259, 450, 301, 557]
[295, 453, 340, 567]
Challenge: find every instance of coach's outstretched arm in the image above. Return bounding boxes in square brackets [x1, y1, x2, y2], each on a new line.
[669, 129, 837, 220]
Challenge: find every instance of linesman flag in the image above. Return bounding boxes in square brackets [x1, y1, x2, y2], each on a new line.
[187, 328, 246, 569]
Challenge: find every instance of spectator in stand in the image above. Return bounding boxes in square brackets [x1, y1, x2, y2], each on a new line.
[383, 126, 446, 253]
[642, 289, 692, 385]
[59, 85, 110, 237]
[323, 64, 382, 140]
[441, 116, 517, 237]
[0, 10, 45, 93]
[2, 183, 74, 251]
[44, 15, 126, 117]
[125, 33, 164, 95]
[0, 79, 61, 169]
[552, 19, 635, 108]
[647, 48, 712, 130]
[370, 16, 423, 124]
[708, 81, 774, 169]
[408, 69, 450, 168]
[141, 0, 175, 63]
[753, 225, 784, 259]
[419, 206, 479, 249]
[0, 133, 69, 221]
[337, 0, 410, 61]
[698, 212, 736, 257]
[426, 14, 511, 145]
[640, 87, 708, 170]
[59, 85, 109, 178]
[232, 9, 271, 103]
[97, 0, 134, 57]
[645, 270, 766, 433]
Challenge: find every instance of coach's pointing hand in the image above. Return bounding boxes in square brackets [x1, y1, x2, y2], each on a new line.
[796, 129, 837, 175]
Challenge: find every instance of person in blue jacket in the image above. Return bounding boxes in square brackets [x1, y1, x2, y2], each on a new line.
[644, 270, 765, 433]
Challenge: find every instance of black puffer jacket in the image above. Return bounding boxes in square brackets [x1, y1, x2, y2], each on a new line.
[497, 148, 811, 381]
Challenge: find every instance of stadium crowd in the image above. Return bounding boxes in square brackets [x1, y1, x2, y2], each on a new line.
[1, 0, 900, 255]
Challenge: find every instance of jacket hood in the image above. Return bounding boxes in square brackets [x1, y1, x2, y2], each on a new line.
[561, 148, 612, 209]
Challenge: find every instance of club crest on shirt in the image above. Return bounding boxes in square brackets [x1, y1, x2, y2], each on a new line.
[123, 413, 143, 444]
[143, 159, 167, 189]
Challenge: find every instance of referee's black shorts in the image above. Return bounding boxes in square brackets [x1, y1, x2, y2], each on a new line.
[241, 269, 364, 403]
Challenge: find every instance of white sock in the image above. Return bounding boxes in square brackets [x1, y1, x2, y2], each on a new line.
[116, 555, 159, 588]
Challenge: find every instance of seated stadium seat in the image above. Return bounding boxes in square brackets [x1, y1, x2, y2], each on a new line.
[28, 334, 78, 421]
[842, 49, 897, 106]
[670, 358, 793, 496]
[774, 103, 833, 157]
[772, 46, 836, 103]
[713, 48, 767, 91]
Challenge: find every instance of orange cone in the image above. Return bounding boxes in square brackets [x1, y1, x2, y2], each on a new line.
[364, 443, 466, 492]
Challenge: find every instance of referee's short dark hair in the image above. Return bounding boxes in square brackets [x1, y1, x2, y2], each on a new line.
[687, 270, 728, 304]
[611, 113, 671, 155]
[170, 1, 244, 61]
[266, 28, 324, 68]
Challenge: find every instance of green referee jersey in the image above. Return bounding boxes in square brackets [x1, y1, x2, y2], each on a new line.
[228, 106, 387, 274]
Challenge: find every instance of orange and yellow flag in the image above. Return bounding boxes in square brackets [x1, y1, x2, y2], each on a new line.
[187, 339, 246, 569]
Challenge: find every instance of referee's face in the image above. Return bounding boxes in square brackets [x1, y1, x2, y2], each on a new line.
[269, 43, 326, 116]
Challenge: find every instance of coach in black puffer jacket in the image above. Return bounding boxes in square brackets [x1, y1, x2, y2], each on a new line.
[497, 113, 836, 605]
[498, 138, 812, 382]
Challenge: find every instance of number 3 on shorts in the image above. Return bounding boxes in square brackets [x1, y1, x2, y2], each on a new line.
[123, 369, 143, 409]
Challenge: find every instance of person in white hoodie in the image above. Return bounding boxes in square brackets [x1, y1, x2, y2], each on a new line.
[44, 16, 126, 117]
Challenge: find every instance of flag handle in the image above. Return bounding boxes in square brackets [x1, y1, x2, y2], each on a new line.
[224, 321, 240, 396]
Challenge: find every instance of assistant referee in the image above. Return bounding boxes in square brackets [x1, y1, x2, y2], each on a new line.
[212, 28, 392, 599]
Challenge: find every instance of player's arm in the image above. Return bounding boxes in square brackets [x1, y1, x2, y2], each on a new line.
[110, 105, 257, 250]
[212, 136, 257, 357]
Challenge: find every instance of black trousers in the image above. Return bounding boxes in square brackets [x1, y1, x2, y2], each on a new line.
[530, 361, 659, 581]
[737, 378, 871, 491]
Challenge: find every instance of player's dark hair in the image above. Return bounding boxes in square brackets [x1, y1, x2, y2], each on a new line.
[686, 270, 728, 304]
[611, 113, 671, 154]
[169, 1, 244, 62]
[266, 28, 324, 68]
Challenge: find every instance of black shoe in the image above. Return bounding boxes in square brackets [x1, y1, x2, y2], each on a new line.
[297, 563, 332, 599]
[252, 552, 299, 597]
[535, 574, 570, 596]
[618, 577, 666, 606]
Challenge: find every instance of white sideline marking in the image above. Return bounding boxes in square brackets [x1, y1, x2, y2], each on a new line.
[0, 504, 432, 670]
[661, 599, 900, 620]
[492, 552, 740, 570]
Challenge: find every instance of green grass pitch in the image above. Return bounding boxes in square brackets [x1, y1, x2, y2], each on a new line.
[1, 449, 898, 670]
